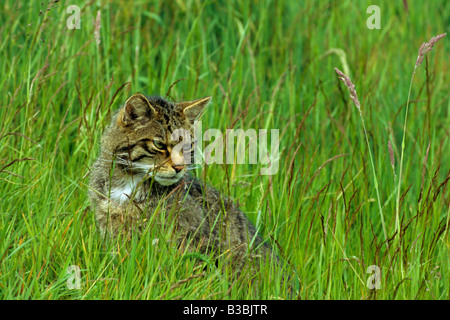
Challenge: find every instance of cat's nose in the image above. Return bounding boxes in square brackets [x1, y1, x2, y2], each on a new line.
[172, 165, 185, 173]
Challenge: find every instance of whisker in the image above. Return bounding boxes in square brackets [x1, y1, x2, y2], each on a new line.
[97, 158, 130, 166]
[100, 146, 116, 155]
[100, 147, 129, 160]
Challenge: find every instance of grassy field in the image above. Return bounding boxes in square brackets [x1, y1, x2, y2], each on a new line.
[0, 0, 449, 300]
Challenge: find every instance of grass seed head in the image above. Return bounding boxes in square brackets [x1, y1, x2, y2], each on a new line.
[334, 68, 360, 109]
[416, 33, 446, 67]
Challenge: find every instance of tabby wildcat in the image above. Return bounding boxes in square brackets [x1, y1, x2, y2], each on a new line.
[88, 93, 278, 277]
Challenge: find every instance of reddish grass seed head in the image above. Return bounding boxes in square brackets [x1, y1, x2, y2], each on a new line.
[416, 33, 447, 67]
[334, 68, 360, 109]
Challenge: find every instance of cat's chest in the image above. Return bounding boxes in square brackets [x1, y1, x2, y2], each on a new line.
[109, 175, 153, 205]
[109, 176, 190, 207]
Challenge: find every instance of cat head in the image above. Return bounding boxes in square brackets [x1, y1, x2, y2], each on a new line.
[102, 93, 211, 186]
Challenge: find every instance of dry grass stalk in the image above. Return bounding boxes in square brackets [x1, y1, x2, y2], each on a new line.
[397, 32, 447, 238]
[334, 67, 389, 253]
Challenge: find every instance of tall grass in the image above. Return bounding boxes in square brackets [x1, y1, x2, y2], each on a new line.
[334, 67, 389, 253]
[0, 1, 449, 300]
[335, 31, 447, 289]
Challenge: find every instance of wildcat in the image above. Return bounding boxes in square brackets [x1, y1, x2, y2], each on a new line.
[88, 93, 281, 278]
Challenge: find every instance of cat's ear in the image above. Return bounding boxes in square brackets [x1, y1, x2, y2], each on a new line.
[118, 93, 157, 126]
[176, 96, 212, 122]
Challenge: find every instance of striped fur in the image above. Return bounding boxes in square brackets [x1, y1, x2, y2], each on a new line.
[88, 94, 278, 280]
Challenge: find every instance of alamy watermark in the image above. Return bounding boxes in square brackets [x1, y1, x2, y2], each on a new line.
[170, 121, 279, 176]
[366, 265, 381, 290]
[366, 5, 381, 29]
[66, 265, 81, 289]
[66, 5, 81, 29]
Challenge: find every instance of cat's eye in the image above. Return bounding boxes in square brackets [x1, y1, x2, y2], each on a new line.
[153, 140, 166, 150]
